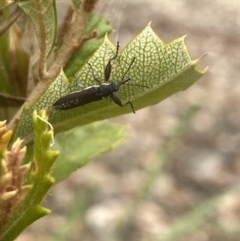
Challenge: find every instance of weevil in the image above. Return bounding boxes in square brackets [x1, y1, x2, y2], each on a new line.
[53, 42, 144, 113]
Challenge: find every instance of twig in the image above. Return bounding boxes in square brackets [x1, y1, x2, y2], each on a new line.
[57, 5, 74, 42]
[0, 93, 26, 107]
[45, 0, 99, 81]
[0, 7, 23, 35]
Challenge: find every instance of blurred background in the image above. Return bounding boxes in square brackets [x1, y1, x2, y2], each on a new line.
[17, 0, 240, 240]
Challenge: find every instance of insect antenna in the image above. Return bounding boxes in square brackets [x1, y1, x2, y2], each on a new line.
[121, 57, 149, 89]
[121, 57, 136, 80]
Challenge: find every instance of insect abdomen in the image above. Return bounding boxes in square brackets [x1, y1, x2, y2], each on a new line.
[53, 87, 102, 110]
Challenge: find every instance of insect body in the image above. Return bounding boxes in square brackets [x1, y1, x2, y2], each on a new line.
[53, 42, 136, 113]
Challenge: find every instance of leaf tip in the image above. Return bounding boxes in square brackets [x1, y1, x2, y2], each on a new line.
[198, 52, 208, 60]
[147, 21, 152, 26]
[104, 33, 109, 41]
[193, 52, 209, 73]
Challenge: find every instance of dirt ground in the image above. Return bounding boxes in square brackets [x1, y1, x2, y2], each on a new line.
[16, 0, 240, 241]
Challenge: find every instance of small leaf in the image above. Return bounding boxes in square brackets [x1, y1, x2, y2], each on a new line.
[52, 122, 127, 183]
[0, 110, 58, 241]
[18, 0, 56, 57]
[0, 7, 12, 93]
[12, 24, 207, 142]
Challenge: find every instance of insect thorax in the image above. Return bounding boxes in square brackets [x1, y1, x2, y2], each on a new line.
[96, 82, 120, 97]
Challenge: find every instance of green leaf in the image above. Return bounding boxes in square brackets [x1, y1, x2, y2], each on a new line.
[12, 24, 207, 143]
[0, 7, 11, 93]
[0, 6, 30, 99]
[18, 0, 57, 57]
[64, 13, 113, 77]
[0, 110, 59, 241]
[52, 121, 127, 183]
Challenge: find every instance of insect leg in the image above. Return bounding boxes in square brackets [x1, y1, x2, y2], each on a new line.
[88, 63, 102, 85]
[104, 41, 120, 82]
[110, 92, 135, 113]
